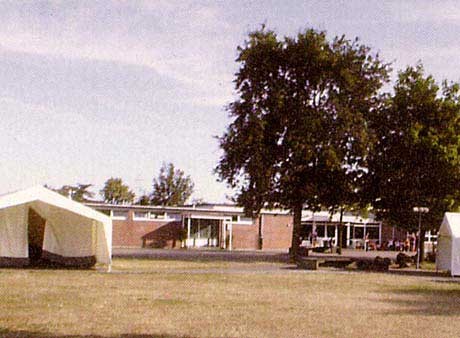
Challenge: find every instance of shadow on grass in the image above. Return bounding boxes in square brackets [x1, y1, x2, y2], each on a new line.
[380, 283, 460, 316]
[0, 329, 194, 338]
[113, 249, 290, 264]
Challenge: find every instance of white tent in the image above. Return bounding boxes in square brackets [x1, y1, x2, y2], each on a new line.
[0, 186, 112, 267]
[436, 212, 460, 276]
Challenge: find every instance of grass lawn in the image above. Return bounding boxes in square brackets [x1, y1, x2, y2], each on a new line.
[1, 258, 460, 338]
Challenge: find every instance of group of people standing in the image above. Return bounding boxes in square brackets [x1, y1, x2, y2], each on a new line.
[385, 233, 418, 252]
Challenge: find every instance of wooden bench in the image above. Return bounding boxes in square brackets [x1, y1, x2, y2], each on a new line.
[296, 258, 325, 270]
[299, 246, 315, 256]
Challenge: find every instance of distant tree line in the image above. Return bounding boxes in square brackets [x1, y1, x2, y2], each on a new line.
[48, 162, 195, 206]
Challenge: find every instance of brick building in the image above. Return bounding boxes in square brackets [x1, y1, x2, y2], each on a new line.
[85, 202, 400, 251]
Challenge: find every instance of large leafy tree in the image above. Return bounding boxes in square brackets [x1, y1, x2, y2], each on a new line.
[366, 65, 460, 255]
[100, 177, 135, 204]
[217, 27, 389, 257]
[151, 163, 194, 206]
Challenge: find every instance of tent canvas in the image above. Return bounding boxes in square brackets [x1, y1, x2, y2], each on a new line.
[0, 186, 112, 267]
[436, 212, 460, 276]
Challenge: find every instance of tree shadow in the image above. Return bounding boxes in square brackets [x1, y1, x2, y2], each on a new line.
[379, 281, 460, 316]
[141, 222, 183, 249]
[115, 249, 290, 264]
[0, 329, 195, 338]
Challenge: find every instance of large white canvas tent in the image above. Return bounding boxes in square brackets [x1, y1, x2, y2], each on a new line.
[436, 212, 460, 276]
[0, 186, 112, 267]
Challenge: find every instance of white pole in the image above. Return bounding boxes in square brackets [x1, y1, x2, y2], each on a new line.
[223, 221, 226, 249]
[229, 223, 233, 251]
[413, 206, 429, 270]
[187, 217, 191, 248]
[417, 211, 422, 270]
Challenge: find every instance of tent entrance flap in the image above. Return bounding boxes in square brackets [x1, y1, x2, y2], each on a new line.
[27, 207, 45, 263]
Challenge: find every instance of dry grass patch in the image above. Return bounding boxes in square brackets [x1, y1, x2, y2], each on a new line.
[0, 259, 459, 337]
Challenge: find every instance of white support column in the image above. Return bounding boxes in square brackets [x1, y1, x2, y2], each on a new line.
[334, 225, 338, 246]
[223, 222, 226, 249]
[346, 223, 350, 247]
[187, 216, 191, 248]
[229, 223, 233, 251]
[379, 222, 382, 244]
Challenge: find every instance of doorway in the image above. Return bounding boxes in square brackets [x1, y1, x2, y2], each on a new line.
[27, 208, 46, 264]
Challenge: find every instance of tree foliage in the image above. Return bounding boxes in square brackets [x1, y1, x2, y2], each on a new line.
[217, 26, 389, 256]
[136, 194, 151, 206]
[54, 183, 94, 202]
[366, 64, 460, 231]
[151, 163, 194, 206]
[100, 177, 135, 204]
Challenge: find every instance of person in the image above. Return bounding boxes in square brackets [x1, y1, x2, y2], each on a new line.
[364, 233, 369, 252]
[412, 232, 417, 252]
[312, 228, 318, 248]
[388, 238, 394, 251]
[404, 237, 410, 252]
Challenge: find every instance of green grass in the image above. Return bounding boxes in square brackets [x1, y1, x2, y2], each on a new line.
[0, 259, 459, 337]
[420, 260, 436, 270]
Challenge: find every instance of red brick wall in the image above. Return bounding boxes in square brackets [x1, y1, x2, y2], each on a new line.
[112, 211, 182, 248]
[232, 223, 259, 249]
[261, 214, 293, 250]
[231, 215, 293, 250]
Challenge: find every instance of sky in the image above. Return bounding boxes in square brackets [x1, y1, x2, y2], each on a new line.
[1, 0, 460, 202]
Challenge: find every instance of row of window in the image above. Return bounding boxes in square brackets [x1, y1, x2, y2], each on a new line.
[97, 209, 181, 221]
[133, 211, 182, 221]
[97, 209, 254, 224]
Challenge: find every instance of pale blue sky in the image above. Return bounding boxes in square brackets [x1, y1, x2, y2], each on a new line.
[1, 0, 459, 202]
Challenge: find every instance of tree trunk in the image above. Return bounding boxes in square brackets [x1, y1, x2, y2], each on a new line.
[337, 207, 344, 255]
[290, 202, 303, 260]
[258, 214, 263, 250]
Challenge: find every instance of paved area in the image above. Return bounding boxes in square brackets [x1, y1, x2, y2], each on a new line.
[310, 248, 407, 260]
[113, 247, 410, 263]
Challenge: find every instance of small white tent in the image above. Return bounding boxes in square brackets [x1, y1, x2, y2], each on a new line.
[0, 186, 112, 267]
[436, 212, 460, 276]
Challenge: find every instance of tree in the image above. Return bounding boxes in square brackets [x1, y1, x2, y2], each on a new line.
[216, 27, 389, 258]
[54, 184, 94, 202]
[136, 194, 151, 206]
[100, 178, 135, 204]
[151, 163, 194, 206]
[366, 64, 460, 258]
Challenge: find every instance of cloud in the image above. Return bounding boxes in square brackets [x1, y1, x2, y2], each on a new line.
[0, 0, 235, 102]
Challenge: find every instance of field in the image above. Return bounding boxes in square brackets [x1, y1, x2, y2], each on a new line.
[1, 258, 460, 338]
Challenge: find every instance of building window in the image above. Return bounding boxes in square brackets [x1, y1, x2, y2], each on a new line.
[112, 210, 128, 220]
[167, 213, 182, 221]
[149, 211, 166, 220]
[239, 216, 253, 224]
[326, 225, 336, 238]
[316, 225, 325, 237]
[230, 215, 252, 224]
[366, 227, 379, 240]
[133, 211, 149, 220]
[354, 227, 364, 239]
